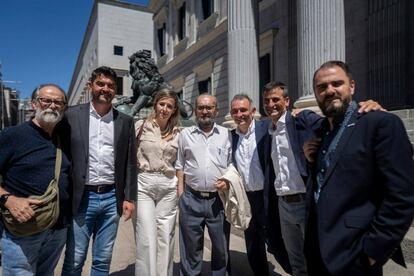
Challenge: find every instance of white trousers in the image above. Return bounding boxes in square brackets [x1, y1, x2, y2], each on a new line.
[134, 172, 178, 276]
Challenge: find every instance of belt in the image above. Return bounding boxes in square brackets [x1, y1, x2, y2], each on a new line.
[84, 184, 115, 194]
[187, 186, 217, 199]
[280, 193, 306, 203]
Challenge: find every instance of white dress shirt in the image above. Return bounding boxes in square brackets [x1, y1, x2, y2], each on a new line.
[175, 123, 232, 192]
[269, 112, 306, 196]
[87, 104, 115, 185]
[234, 121, 265, 192]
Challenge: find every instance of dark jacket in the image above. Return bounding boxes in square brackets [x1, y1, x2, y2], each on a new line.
[305, 110, 414, 274]
[62, 103, 137, 216]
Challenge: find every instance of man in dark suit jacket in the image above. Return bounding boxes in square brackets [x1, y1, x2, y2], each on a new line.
[262, 81, 379, 275]
[262, 82, 322, 275]
[304, 60, 414, 275]
[62, 66, 137, 275]
[230, 94, 291, 275]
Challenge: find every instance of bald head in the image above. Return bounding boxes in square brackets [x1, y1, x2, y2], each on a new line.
[196, 94, 217, 109]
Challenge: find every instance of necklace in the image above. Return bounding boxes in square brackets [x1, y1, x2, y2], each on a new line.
[160, 128, 170, 139]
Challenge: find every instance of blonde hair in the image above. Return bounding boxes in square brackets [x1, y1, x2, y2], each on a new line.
[146, 88, 181, 135]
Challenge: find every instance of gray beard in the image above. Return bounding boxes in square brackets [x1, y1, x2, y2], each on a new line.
[197, 117, 214, 131]
[35, 108, 63, 125]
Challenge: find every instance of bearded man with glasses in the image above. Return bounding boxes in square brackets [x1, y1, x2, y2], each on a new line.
[0, 84, 71, 276]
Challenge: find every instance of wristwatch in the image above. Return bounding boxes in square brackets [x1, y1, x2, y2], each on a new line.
[0, 193, 11, 207]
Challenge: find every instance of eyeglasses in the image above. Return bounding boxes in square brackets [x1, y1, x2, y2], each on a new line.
[196, 105, 215, 111]
[36, 97, 66, 108]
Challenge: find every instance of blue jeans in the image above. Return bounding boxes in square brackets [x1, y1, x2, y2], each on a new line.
[278, 196, 308, 276]
[62, 188, 120, 276]
[1, 227, 67, 276]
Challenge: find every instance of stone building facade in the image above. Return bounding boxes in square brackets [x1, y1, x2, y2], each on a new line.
[67, 0, 153, 105]
[148, 0, 413, 142]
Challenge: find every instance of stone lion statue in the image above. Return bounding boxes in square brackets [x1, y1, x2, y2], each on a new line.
[114, 49, 192, 121]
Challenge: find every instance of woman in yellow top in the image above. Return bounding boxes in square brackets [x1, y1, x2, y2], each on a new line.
[134, 89, 181, 276]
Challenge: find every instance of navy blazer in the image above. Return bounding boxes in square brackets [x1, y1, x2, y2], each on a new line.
[231, 119, 292, 273]
[305, 110, 414, 274]
[62, 103, 137, 216]
[231, 119, 269, 174]
[263, 110, 322, 214]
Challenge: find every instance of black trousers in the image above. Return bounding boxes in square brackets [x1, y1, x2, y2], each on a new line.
[244, 190, 269, 276]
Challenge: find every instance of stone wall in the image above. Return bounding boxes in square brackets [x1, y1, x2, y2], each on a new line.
[391, 109, 414, 145]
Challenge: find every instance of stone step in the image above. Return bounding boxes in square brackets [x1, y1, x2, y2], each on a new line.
[391, 109, 414, 120]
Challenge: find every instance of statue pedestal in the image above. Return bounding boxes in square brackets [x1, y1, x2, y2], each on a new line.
[294, 96, 322, 115]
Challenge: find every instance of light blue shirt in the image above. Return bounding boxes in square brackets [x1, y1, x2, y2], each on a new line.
[175, 123, 232, 192]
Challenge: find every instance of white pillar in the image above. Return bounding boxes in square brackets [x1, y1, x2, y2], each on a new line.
[224, 0, 260, 127]
[295, 0, 345, 109]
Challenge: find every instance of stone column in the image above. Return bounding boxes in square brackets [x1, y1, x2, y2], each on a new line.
[224, 0, 260, 127]
[294, 0, 345, 110]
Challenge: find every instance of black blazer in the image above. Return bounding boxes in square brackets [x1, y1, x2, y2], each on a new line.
[263, 110, 322, 214]
[231, 119, 268, 173]
[231, 119, 292, 273]
[62, 103, 137, 216]
[261, 111, 321, 272]
[305, 110, 414, 274]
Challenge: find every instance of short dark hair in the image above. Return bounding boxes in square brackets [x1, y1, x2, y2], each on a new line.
[231, 94, 253, 108]
[31, 83, 67, 102]
[263, 81, 288, 97]
[89, 66, 117, 83]
[313, 60, 353, 88]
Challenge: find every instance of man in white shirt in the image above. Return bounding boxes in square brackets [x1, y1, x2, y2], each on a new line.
[230, 94, 291, 275]
[176, 94, 231, 276]
[263, 82, 325, 276]
[62, 66, 137, 276]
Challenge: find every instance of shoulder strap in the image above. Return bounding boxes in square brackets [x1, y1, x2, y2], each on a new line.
[54, 138, 62, 184]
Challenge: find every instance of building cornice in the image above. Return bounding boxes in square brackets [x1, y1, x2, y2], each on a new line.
[159, 19, 227, 74]
[99, 0, 150, 13]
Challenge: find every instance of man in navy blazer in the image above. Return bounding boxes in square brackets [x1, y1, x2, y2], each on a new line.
[230, 94, 291, 275]
[262, 82, 322, 275]
[304, 60, 414, 275]
[262, 82, 380, 275]
[61, 66, 137, 275]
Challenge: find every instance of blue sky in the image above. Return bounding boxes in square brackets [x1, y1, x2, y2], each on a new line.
[0, 0, 149, 98]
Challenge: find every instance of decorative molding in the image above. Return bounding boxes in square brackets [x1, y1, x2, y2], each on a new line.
[197, 12, 219, 39]
[169, 75, 185, 90]
[259, 28, 277, 56]
[171, 0, 185, 9]
[154, 6, 167, 26]
[159, 20, 227, 74]
[174, 36, 189, 57]
[156, 54, 169, 68]
[193, 59, 214, 80]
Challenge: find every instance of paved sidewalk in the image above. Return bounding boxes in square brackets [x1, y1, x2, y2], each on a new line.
[1, 220, 413, 275]
[51, 219, 414, 276]
[53, 219, 288, 276]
